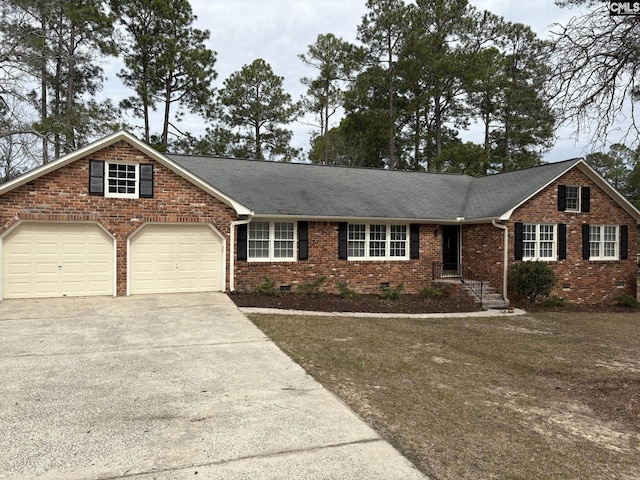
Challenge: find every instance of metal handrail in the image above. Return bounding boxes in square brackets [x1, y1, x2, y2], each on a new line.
[432, 262, 484, 302]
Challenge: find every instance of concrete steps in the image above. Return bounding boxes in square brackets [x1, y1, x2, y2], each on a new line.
[460, 281, 510, 310]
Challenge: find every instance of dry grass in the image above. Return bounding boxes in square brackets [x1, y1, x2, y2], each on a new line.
[249, 311, 640, 480]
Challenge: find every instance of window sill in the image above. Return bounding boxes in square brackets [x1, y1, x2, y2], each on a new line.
[247, 258, 297, 263]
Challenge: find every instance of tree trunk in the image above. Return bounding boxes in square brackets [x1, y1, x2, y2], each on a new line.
[387, 28, 395, 170]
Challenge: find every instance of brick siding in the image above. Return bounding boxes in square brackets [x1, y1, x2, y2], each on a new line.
[0, 140, 236, 296]
[235, 222, 443, 294]
[462, 169, 638, 304]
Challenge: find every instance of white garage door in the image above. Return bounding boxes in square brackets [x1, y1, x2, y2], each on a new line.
[2, 222, 115, 299]
[129, 224, 223, 294]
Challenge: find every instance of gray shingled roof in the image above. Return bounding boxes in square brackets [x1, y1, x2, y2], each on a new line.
[464, 159, 583, 219]
[167, 154, 582, 221]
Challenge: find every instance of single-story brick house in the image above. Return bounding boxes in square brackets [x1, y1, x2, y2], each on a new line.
[1, 131, 638, 304]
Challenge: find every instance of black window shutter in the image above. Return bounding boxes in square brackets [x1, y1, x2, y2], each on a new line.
[620, 225, 628, 260]
[514, 222, 524, 261]
[581, 186, 590, 212]
[558, 223, 567, 260]
[139, 164, 154, 198]
[582, 224, 590, 260]
[410, 224, 420, 260]
[237, 224, 248, 261]
[89, 160, 105, 196]
[298, 221, 309, 261]
[338, 222, 348, 260]
[557, 185, 566, 211]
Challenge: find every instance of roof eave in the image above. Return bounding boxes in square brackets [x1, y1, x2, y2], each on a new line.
[250, 213, 502, 224]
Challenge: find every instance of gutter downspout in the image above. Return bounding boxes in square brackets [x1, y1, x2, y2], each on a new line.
[229, 215, 253, 292]
[492, 220, 510, 306]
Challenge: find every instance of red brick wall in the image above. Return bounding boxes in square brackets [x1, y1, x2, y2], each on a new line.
[235, 222, 443, 294]
[0, 140, 236, 296]
[461, 168, 638, 304]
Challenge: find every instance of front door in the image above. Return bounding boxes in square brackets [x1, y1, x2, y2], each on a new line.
[442, 225, 460, 275]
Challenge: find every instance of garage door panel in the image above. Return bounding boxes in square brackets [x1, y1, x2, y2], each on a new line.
[2, 223, 114, 299]
[129, 224, 222, 294]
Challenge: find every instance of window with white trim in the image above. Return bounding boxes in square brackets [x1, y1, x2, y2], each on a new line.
[106, 162, 138, 198]
[522, 224, 556, 261]
[589, 225, 618, 260]
[248, 221, 296, 261]
[347, 224, 408, 260]
[565, 186, 580, 212]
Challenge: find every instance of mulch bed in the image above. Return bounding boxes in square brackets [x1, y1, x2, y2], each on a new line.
[230, 291, 640, 314]
[228, 291, 483, 314]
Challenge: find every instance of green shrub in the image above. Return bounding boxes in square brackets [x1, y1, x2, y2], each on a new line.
[336, 281, 359, 299]
[381, 282, 404, 300]
[510, 261, 557, 303]
[419, 287, 444, 299]
[614, 294, 639, 308]
[254, 276, 279, 296]
[297, 276, 327, 296]
[540, 296, 567, 307]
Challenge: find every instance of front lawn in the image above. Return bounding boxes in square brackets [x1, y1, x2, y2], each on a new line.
[248, 311, 640, 480]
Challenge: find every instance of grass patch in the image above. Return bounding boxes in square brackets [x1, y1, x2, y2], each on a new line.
[249, 311, 640, 480]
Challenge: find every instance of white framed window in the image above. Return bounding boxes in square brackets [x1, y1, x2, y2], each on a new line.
[347, 224, 408, 260]
[105, 162, 139, 198]
[523, 224, 556, 261]
[248, 221, 296, 261]
[589, 225, 618, 260]
[565, 186, 580, 212]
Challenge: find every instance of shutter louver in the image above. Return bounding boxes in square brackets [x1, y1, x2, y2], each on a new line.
[557, 185, 566, 211]
[581, 186, 590, 212]
[338, 222, 348, 260]
[558, 224, 567, 260]
[89, 160, 105, 196]
[139, 164, 154, 198]
[514, 222, 524, 261]
[237, 224, 248, 261]
[410, 224, 420, 260]
[298, 221, 309, 261]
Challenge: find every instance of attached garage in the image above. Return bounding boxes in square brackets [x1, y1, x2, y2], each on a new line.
[128, 223, 224, 295]
[2, 222, 115, 299]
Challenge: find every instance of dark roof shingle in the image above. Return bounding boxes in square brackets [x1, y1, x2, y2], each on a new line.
[167, 154, 582, 221]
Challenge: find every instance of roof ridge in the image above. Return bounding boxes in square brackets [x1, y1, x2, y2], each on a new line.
[477, 158, 583, 179]
[166, 153, 472, 177]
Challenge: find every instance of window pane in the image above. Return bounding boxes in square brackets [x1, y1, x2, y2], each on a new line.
[369, 225, 386, 257]
[248, 222, 270, 258]
[348, 224, 366, 257]
[107, 163, 137, 194]
[603, 226, 617, 258]
[273, 223, 294, 258]
[566, 186, 579, 211]
[390, 225, 407, 257]
[589, 225, 601, 258]
[523, 224, 536, 258]
[539, 225, 555, 259]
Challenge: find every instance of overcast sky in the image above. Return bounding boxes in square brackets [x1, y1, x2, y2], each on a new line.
[105, 0, 599, 163]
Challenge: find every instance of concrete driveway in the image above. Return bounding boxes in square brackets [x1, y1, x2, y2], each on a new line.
[0, 293, 425, 480]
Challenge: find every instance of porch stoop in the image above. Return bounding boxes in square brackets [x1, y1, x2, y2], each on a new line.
[460, 281, 510, 309]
